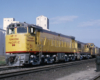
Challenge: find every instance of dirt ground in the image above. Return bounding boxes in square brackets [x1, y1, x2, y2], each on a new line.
[56, 68, 100, 80]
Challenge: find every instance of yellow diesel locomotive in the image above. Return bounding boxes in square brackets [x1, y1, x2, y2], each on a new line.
[6, 22, 99, 66]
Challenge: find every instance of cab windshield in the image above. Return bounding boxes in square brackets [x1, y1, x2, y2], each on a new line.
[17, 24, 27, 33]
[17, 27, 27, 33]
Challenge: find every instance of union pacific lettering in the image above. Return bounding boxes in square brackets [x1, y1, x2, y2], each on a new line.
[9, 38, 19, 40]
[8, 41, 20, 44]
[27, 40, 34, 41]
[27, 37, 33, 39]
[11, 35, 17, 37]
[27, 37, 34, 41]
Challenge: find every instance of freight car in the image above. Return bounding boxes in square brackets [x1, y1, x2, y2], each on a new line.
[6, 22, 98, 66]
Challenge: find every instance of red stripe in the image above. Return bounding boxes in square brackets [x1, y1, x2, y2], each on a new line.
[6, 51, 28, 53]
[6, 51, 90, 54]
[6, 51, 74, 53]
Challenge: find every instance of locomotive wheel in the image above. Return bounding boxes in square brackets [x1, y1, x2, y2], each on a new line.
[66, 57, 69, 62]
[72, 56, 75, 61]
[87, 55, 90, 59]
[80, 55, 83, 60]
[65, 56, 69, 62]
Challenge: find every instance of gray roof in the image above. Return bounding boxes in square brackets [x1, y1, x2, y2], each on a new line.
[7, 22, 75, 39]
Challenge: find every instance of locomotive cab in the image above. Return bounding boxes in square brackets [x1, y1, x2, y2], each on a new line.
[6, 23, 38, 66]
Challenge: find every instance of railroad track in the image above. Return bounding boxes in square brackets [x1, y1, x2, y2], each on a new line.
[0, 66, 21, 71]
[0, 58, 95, 79]
[0, 58, 95, 72]
[0, 64, 6, 66]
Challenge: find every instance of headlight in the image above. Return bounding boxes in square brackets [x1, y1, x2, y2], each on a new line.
[30, 55, 33, 58]
[31, 60, 33, 62]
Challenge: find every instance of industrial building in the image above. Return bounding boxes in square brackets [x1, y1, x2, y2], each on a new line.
[36, 15, 49, 30]
[0, 29, 6, 55]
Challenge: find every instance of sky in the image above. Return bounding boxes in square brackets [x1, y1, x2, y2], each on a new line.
[0, 0, 100, 47]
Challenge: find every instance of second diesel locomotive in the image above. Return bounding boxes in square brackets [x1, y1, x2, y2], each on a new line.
[6, 22, 99, 66]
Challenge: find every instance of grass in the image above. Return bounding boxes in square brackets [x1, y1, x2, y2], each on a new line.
[0, 55, 6, 65]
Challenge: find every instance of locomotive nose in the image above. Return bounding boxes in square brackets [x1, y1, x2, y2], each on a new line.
[6, 34, 27, 53]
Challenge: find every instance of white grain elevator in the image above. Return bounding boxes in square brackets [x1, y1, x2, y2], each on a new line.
[36, 15, 49, 30]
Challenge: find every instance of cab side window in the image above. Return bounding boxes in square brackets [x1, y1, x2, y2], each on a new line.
[7, 24, 15, 34]
[28, 26, 36, 35]
[7, 28, 15, 34]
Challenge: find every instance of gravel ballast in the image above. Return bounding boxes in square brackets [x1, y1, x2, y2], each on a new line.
[1, 60, 99, 80]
